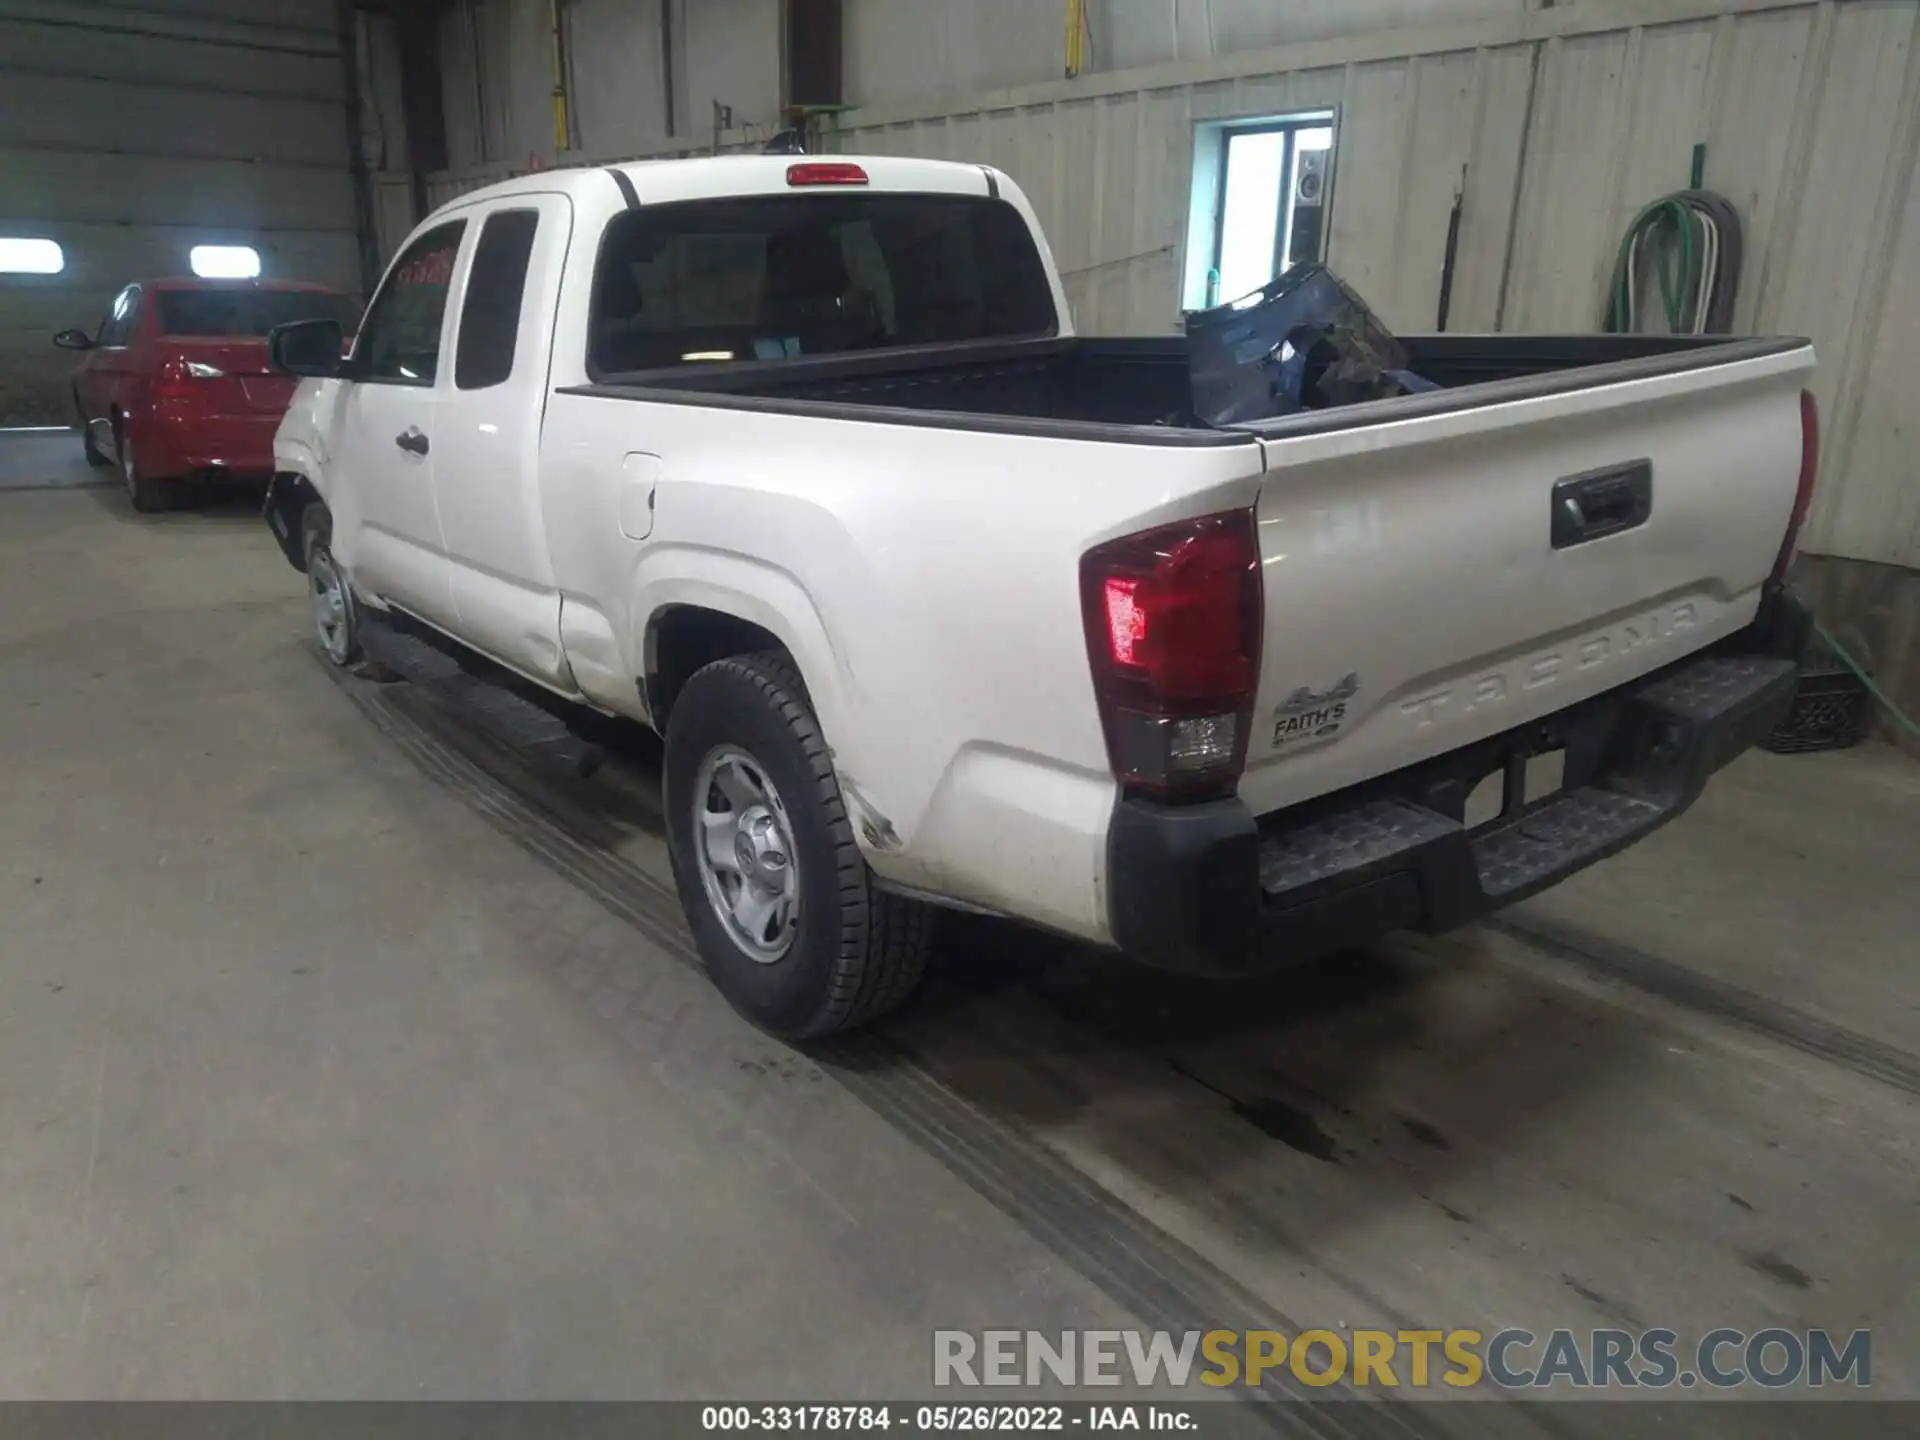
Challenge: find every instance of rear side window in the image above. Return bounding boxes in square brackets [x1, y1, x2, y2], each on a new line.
[157, 289, 358, 337]
[356, 221, 465, 384]
[456, 209, 539, 389]
[588, 194, 1057, 376]
[98, 285, 141, 346]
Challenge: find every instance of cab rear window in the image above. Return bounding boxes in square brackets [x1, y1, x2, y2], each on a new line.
[588, 194, 1057, 376]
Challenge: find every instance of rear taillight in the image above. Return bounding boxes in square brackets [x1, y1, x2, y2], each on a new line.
[1080, 509, 1262, 801]
[1771, 389, 1819, 583]
[787, 162, 869, 187]
[154, 355, 194, 399]
[154, 355, 224, 399]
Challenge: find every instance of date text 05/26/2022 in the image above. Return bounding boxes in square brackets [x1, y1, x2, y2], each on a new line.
[701, 1405, 1194, 1432]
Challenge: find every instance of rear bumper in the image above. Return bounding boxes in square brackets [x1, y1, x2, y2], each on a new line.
[134, 409, 280, 479]
[1107, 586, 1811, 975]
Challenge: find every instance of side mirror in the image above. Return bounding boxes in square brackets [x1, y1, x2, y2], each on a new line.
[53, 328, 93, 351]
[269, 318, 345, 378]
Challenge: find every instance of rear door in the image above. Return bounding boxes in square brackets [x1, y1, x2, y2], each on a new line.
[1238, 341, 1815, 817]
[329, 219, 467, 630]
[77, 284, 141, 435]
[431, 194, 575, 690]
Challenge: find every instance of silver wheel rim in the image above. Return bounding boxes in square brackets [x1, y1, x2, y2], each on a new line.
[309, 546, 352, 662]
[691, 746, 801, 963]
[120, 438, 137, 499]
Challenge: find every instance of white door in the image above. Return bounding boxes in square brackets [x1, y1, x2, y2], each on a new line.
[332, 218, 468, 630]
[432, 194, 577, 690]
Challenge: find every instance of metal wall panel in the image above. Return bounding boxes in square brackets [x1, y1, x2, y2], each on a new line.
[1755, 0, 1919, 555]
[0, 13, 340, 98]
[0, 74, 344, 165]
[418, 0, 1920, 569]
[2, 149, 357, 234]
[438, 0, 784, 174]
[841, 0, 1537, 106]
[1828, 155, 1920, 570]
[822, 0, 1920, 569]
[844, 0, 1064, 109]
[0, 0, 359, 425]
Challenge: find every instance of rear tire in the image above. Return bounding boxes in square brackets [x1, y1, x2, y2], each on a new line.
[116, 426, 170, 513]
[77, 398, 109, 468]
[665, 651, 933, 1041]
[302, 508, 361, 666]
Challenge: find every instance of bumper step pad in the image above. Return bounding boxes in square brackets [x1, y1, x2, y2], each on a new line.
[1257, 798, 1457, 896]
[1472, 788, 1663, 898]
[1635, 653, 1798, 719]
[1252, 649, 1800, 929]
[1107, 589, 1809, 974]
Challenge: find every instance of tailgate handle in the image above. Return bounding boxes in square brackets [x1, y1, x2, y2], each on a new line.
[1552, 461, 1652, 549]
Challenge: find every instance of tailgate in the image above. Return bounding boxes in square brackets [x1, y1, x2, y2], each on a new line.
[1238, 338, 1815, 818]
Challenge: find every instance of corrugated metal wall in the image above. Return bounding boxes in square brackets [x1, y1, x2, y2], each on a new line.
[844, 0, 1544, 109]
[0, 0, 367, 425]
[418, 0, 1917, 573]
[436, 0, 784, 174]
[826, 0, 1920, 570]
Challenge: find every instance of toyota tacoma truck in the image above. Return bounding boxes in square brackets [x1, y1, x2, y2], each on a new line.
[263, 155, 1817, 1040]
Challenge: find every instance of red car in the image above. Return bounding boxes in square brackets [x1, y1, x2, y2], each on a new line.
[56, 278, 359, 512]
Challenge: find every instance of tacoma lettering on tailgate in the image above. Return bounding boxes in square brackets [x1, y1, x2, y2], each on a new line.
[1398, 603, 1700, 732]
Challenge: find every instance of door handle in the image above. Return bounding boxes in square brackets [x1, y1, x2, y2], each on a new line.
[1551, 461, 1652, 549]
[394, 427, 430, 457]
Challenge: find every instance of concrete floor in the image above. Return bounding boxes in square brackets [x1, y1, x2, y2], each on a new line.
[2, 453, 1916, 1421]
[0, 429, 99, 491]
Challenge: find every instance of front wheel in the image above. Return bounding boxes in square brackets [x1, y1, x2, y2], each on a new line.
[665, 651, 933, 1040]
[302, 508, 361, 665]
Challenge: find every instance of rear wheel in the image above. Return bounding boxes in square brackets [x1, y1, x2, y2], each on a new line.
[77, 397, 109, 468]
[116, 426, 170, 513]
[665, 651, 933, 1040]
[302, 508, 361, 665]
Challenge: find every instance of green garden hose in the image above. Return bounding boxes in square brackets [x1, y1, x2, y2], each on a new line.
[1604, 190, 1743, 335]
[1812, 618, 1920, 740]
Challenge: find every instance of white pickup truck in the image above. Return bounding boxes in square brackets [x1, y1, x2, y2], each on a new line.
[264, 154, 1818, 1040]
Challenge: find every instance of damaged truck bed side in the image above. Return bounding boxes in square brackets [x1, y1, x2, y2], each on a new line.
[264, 154, 1817, 1039]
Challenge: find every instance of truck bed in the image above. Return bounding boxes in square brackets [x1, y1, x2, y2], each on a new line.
[580, 332, 1782, 443]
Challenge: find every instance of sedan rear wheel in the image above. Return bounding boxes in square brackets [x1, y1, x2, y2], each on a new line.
[77, 398, 110, 468]
[117, 428, 170, 513]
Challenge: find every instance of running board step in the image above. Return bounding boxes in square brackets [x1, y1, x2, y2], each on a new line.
[359, 621, 602, 778]
[358, 624, 463, 684]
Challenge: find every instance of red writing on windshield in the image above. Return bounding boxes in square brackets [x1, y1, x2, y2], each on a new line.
[397, 248, 456, 287]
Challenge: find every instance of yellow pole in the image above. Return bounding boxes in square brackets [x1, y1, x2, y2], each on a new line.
[1065, 0, 1085, 78]
[550, 0, 570, 152]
